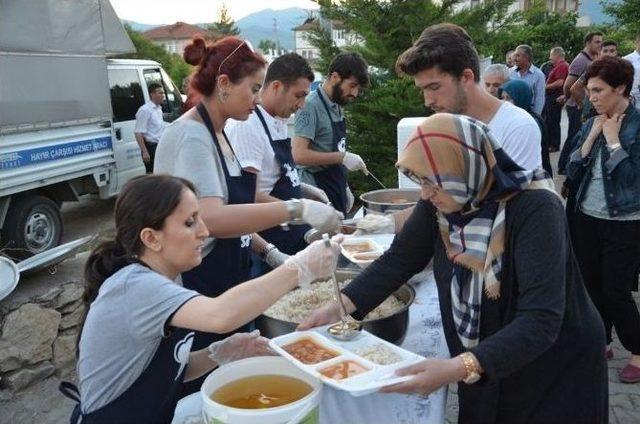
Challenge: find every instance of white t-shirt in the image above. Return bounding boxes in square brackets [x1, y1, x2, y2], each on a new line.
[623, 51, 640, 104]
[488, 101, 542, 171]
[134, 101, 167, 143]
[226, 105, 291, 194]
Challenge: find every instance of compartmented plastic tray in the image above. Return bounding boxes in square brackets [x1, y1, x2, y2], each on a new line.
[269, 325, 424, 397]
[340, 237, 385, 268]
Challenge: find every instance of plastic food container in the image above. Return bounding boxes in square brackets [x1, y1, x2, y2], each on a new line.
[340, 237, 384, 269]
[269, 327, 424, 397]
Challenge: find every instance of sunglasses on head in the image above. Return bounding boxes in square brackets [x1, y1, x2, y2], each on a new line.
[217, 39, 255, 75]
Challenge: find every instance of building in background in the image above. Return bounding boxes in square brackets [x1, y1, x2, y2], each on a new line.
[453, 0, 618, 27]
[293, 16, 363, 62]
[142, 22, 220, 55]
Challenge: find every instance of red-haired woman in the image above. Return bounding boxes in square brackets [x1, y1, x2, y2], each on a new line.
[154, 36, 342, 388]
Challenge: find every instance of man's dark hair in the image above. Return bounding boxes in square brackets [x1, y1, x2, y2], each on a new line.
[327, 52, 369, 87]
[584, 31, 603, 44]
[264, 53, 314, 87]
[602, 40, 617, 48]
[395, 23, 480, 82]
[148, 83, 163, 94]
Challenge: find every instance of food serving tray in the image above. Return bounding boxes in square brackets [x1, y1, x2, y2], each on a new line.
[269, 326, 424, 397]
[340, 237, 385, 268]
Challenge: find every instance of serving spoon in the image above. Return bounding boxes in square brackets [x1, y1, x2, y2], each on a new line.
[322, 234, 362, 341]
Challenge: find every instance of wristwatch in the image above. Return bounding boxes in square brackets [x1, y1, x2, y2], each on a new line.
[285, 199, 303, 223]
[460, 352, 481, 384]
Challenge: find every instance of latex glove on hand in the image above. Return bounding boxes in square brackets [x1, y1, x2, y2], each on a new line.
[284, 234, 343, 288]
[346, 186, 355, 213]
[300, 199, 343, 234]
[342, 152, 368, 174]
[300, 183, 330, 204]
[264, 246, 289, 268]
[207, 330, 273, 366]
[354, 213, 395, 235]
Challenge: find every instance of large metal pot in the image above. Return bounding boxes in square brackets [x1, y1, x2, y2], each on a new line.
[360, 188, 420, 215]
[255, 269, 416, 345]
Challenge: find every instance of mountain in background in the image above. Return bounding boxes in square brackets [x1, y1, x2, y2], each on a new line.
[121, 7, 312, 51]
[236, 7, 311, 51]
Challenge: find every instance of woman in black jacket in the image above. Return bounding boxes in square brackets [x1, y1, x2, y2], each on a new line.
[301, 113, 608, 423]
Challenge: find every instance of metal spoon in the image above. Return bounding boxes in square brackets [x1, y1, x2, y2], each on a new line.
[366, 169, 387, 189]
[322, 234, 362, 341]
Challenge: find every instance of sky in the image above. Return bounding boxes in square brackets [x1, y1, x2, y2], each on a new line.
[109, 0, 319, 24]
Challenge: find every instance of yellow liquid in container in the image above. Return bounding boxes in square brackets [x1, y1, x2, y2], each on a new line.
[211, 375, 313, 409]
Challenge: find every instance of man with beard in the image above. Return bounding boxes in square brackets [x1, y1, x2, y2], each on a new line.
[292, 52, 369, 215]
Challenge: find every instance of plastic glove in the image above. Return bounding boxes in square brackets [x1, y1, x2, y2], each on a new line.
[300, 199, 343, 233]
[284, 234, 343, 288]
[207, 330, 273, 366]
[265, 247, 289, 268]
[354, 213, 396, 235]
[346, 186, 355, 213]
[300, 183, 330, 204]
[342, 152, 368, 174]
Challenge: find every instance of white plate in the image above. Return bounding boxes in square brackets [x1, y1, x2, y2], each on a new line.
[269, 326, 423, 397]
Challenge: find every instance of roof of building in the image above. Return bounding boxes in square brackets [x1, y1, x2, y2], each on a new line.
[293, 17, 320, 31]
[142, 22, 219, 40]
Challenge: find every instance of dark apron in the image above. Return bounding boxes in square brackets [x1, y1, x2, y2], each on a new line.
[255, 107, 310, 255]
[312, 90, 349, 215]
[61, 327, 194, 423]
[180, 103, 256, 393]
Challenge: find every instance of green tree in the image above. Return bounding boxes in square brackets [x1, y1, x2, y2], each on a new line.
[601, 0, 640, 55]
[478, 0, 585, 64]
[119, 25, 192, 89]
[258, 39, 277, 52]
[209, 3, 240, 36]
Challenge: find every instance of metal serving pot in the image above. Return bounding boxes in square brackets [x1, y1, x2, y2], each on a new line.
[360, 188, 421, 215]
[255, 269, 416, 345]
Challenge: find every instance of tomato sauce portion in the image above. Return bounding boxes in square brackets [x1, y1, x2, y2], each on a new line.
[319, 360, 370, 380]
[282, 337, 339, 365]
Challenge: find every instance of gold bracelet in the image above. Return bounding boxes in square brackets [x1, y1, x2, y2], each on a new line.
[460, 352, 481, 384]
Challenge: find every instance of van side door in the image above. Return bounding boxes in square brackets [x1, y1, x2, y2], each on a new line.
[107, 67, 146, 194]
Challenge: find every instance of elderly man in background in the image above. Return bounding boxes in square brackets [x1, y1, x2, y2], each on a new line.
[544, 47, 569, 152]
[509, 45, 546, 114]
[483, 64, 510, 98]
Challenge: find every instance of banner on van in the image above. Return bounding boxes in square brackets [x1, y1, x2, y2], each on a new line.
[0, 136, 112, 170]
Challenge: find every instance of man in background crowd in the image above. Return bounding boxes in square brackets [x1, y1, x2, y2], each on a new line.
[134, 83, 167, 172]
[544, 47, 569, 152]
[509, 44, 546, 114]
[624, 32, 640, 110]
[483, 64, 510, 98]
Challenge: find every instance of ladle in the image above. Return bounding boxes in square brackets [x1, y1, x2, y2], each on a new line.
[322, 234, 362, 341]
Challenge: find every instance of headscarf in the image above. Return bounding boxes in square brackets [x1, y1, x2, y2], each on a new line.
[396, 113, 556, 347]
[499, 79, 533, 113]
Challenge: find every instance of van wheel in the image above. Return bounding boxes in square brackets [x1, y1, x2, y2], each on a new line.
[1, 195, 63, 258]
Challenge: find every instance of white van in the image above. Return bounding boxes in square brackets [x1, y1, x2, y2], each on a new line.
[0, 1, 184, 258]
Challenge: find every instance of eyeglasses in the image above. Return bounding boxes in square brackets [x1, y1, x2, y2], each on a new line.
[217, 39, 255, 75]
[397, 166, 438, 188]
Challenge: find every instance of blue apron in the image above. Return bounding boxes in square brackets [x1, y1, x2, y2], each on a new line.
[312, 90, 349, 215]
[60, 265, 196, 423]
[179, 103, 256, 394]
[254, 107, 310, 255]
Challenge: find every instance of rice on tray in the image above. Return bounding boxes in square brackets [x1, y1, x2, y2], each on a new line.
[264, 279, 404, 323]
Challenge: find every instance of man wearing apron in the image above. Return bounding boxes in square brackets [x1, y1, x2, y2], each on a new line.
[293, 52, 370, 215]
[228, 53, 333, 264]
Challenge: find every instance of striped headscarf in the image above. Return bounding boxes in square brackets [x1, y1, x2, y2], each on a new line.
[397, 113, 556, 347]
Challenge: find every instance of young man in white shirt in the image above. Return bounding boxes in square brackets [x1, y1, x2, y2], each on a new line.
[356, 23, 543, 234]
[227, 53, 332, 258]
[134, 83, 167, 172]
[623, 33, 640, 111]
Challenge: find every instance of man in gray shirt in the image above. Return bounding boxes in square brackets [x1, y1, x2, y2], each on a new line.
[292, 52, 370, 214]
